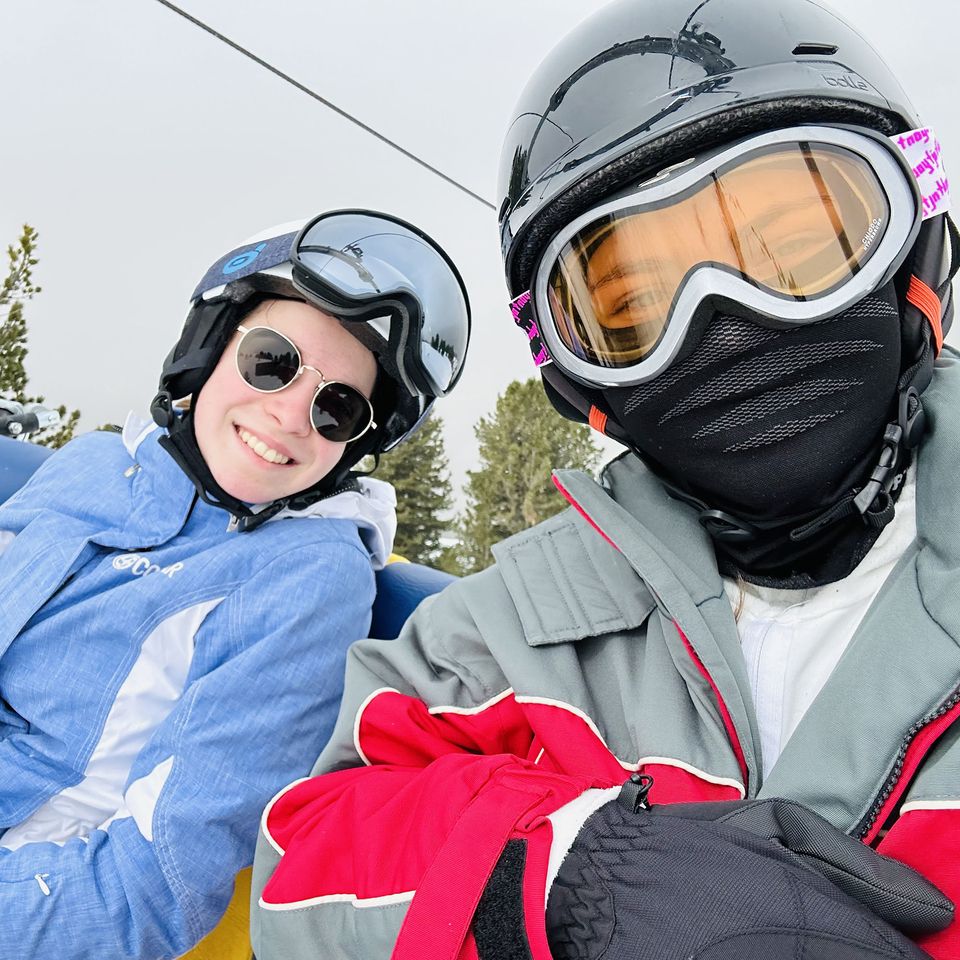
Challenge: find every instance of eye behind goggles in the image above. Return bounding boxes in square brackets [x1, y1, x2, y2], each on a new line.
[527, 125, 923, 388]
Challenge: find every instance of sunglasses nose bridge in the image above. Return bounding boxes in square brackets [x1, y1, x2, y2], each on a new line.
[255, 362, 318, 438]
[299, 364, 327, 387]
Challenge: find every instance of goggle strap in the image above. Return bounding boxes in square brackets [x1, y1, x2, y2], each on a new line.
[510, 291, 550, 367]
[906, 276, 943, 353]
[588, 405, 609, 435]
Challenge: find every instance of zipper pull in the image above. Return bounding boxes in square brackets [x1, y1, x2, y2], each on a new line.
[619, 772, 655, 813]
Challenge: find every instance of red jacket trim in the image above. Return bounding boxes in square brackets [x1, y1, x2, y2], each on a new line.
[551, 474, 621, 551]
[550, 474, 750, 792]
[877, 807, 960, 958]
[674, 622, 750, 790]
[354, 687, 744, 799]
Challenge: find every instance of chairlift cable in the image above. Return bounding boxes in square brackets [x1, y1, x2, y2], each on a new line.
[152, 0, 496, 211]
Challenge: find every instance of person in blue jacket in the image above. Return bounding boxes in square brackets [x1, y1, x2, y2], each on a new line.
[0, 210, 471, 958]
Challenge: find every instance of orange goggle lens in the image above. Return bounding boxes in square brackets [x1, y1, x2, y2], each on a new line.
[547, 142, 891, 368]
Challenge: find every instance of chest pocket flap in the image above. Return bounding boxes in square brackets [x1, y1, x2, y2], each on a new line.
[492, 510, 655, 646]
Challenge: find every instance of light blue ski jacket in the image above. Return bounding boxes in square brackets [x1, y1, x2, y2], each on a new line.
[0, 419, 392, 958]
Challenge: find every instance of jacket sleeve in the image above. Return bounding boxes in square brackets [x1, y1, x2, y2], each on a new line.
[0, 537, 375, 960]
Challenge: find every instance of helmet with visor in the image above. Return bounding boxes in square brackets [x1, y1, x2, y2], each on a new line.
[152, 209, 471, 527]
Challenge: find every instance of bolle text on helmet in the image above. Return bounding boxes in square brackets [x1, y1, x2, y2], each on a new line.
[820, 73, 870, 92]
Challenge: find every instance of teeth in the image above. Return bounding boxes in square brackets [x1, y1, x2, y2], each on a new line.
[238, 429, 290, 465]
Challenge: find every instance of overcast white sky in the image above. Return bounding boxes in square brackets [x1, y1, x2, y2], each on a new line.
[1, 0, 956, 499]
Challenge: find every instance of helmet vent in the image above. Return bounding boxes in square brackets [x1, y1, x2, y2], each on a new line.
[792, 42, 839, 55]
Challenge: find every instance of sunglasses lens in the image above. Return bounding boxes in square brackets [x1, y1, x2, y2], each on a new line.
[311, 383, 371, 442]
[237, 328, 300, 390]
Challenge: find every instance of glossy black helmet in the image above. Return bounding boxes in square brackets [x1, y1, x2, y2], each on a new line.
[500, 0, 924, 294]
[498, 0, 953, 425]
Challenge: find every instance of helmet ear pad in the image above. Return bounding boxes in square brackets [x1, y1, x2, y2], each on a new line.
[158, 293, 274, 405]
[152, 299, 241, 428]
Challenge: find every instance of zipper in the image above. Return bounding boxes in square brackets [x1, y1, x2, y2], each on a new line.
[621, 773, 655, 812]
[854, 683, 960, 841]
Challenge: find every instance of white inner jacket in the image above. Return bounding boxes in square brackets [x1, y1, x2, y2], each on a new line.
[547, 465, 918, 900]
[722, 465, 918, 780]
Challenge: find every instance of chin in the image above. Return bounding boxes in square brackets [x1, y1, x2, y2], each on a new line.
[206, 439, 337, 505]
[213, 466, 293, 506]
[222, 466, 333, 506]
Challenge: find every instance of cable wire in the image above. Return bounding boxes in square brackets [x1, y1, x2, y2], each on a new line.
[153, 0, 496, 211]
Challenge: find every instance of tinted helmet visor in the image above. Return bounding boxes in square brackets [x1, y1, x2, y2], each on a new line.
[291, 211, 470, 397]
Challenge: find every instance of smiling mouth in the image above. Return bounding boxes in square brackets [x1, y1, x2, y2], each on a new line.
[235, 426, 293, 465]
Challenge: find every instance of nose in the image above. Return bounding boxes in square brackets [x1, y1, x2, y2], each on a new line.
[263, 370, 316, 436]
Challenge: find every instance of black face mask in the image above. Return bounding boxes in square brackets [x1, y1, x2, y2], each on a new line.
[603, 283, 905, 583]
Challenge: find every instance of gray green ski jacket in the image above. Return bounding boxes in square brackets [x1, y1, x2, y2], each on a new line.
[251, 349, 960, 960]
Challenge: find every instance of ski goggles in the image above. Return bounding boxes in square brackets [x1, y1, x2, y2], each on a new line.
[290, 211, 470, 398]
[234, 324, 376, 442]
[523, 125, 923, 387]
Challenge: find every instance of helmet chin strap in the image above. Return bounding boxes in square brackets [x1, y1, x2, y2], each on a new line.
[652, 379, 923, 547]
[154, 405, 287, 532]
[151, 380, 389, 533]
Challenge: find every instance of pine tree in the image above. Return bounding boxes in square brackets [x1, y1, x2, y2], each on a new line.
[373, 413, 454, 566]
[0, 225, 80, 448]
[454, 378, 601, 575]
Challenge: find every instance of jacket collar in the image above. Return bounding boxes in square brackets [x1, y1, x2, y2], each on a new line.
[122, 413, 396, 565]
[913, 347, 960, 640]
[551, 346, 960, 630]
[762, 350, 960, 826]
[272, 477, 397, 569]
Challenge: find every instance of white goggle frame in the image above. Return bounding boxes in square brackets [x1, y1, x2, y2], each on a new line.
[531, 125, 923, 388]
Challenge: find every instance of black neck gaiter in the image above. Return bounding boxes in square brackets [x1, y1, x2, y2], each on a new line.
[603, 283, 905, 585]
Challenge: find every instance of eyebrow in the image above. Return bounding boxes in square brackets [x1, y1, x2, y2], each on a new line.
[740, 197, 820, 233]
[588, 257, 662, 292]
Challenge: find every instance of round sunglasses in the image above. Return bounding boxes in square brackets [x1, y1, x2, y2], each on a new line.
[234, 324, 376, 443]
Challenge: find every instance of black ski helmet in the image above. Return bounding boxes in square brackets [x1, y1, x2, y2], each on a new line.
[151, 211, 471, 528]
[498, 0, 954, 429]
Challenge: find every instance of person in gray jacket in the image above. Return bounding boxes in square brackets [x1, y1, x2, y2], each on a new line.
[251, 2, 960, 958]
